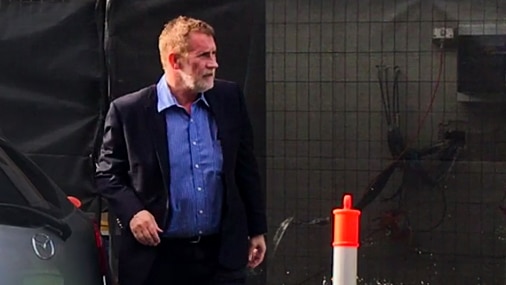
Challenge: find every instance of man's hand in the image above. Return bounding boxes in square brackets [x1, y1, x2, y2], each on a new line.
[247, 235, 266, 268]
[129, 210, 163, 246]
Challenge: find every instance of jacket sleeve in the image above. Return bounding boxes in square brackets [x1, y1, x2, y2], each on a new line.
[95, 101, 144, 230]
[234, 84, 268, 237]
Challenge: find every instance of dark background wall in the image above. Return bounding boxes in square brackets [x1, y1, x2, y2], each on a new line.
[0, 0, 106, 209]
[265, 0, 506, 284]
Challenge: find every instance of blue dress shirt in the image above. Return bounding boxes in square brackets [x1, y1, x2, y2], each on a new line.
[156, 75, 223, 237]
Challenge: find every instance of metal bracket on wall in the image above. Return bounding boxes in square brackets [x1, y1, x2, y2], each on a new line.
[432, 27, 457, 48]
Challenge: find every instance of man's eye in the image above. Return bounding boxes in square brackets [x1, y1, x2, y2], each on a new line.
[199, 52, 216, 58]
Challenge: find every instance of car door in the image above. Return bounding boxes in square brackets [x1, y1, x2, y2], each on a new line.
[0, 139, 103, 285]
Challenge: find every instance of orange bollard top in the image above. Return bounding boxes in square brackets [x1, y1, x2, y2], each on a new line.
[332, 194, 360, 247]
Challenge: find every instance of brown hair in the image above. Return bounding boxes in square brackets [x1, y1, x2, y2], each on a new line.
[158, 16, 215, 70]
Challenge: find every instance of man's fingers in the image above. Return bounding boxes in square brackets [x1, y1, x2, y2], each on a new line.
[248, 248, 261, 268]
[133, 231, 149, 246]
[248, 248, 257, 261]
[251, 253, 265, 268]
[247, 236, 267, 268]
[147, 218, 162, 244]
[248, 255, 262, 268]
[148, 225, 161, 245]
[137, 226, 158, 246]
[137, 230, 151, 245]
[129, 210, 163, 246]
[133, 224, 159, 246]
[143, 229, 158, 246]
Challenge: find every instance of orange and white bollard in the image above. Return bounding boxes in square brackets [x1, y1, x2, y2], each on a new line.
[332, 194, 361, 285]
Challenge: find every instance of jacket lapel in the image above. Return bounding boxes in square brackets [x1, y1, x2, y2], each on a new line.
[204, 89, 224, 139]
[144, 86, 170, 191]
[204, 88, 232, 172]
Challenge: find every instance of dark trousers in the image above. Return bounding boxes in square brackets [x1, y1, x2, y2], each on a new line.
[144, 235, 246, 285]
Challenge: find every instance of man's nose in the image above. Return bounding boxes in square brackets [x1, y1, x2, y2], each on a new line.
[208, 59, 219, 69]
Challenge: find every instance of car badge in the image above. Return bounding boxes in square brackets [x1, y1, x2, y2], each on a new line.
[31, 233, 55, 260]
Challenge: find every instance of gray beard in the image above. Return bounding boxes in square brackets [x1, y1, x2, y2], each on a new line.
[180, 71, 214, 93]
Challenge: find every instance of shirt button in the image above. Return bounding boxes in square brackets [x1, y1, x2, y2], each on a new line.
[197, 187, 202, 191]
[195, 164, 199, 168]
[190, 119, 194, 123]
[192, 141, 197, 145]
[199, 210, 204, 214]
[198, 230, 203, 235]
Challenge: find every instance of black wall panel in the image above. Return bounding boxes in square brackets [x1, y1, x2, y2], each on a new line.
[0, 0, 106, 209]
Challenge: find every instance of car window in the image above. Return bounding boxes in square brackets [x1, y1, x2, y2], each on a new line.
[0, 161, 29, 205]
[0, 141, 73, 217]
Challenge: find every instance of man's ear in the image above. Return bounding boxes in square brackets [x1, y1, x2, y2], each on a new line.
[168, 53, 181, 69]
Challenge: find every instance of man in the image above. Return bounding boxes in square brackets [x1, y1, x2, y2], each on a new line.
[95, 16, 267, 285]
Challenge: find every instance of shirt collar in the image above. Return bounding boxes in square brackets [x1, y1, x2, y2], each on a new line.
[156, 74, 209, 113]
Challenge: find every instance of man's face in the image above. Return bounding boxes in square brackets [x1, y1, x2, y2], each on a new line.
[178, 32, 218, 93]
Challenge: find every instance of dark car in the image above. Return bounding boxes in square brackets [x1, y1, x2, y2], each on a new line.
[0, 137, 107, 285]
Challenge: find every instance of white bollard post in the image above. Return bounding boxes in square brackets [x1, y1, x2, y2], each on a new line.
[332, 194, 361, 285]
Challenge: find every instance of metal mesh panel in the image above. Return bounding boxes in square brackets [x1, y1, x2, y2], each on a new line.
[266, 0, 506, 284]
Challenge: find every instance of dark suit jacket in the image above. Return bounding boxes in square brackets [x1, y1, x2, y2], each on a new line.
[95, 79, 267, 285]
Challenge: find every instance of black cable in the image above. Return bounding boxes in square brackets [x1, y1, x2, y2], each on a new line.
[358, 49, 446, 211]
[384, 65, 392, 124]
[376, 65, 392, 126]
[354, 162, 398, 210]
[407, 146, 461, 232]
[393, 65, 401, 126]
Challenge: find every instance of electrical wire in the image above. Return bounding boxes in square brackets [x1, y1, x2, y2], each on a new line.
[356, 44, 446, 211]
[376, 65, 393, 126]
